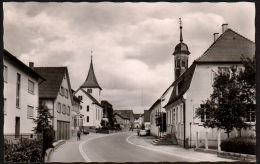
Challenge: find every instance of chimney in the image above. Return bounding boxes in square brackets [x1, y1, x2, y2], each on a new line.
[213, 33, 219, 42]
[29, 62, 34, 69]
[222, 23, 228, 33]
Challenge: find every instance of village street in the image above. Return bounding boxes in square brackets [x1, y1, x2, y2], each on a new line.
[49, 131, 235, 162]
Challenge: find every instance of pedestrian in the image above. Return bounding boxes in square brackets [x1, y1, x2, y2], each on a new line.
[137, 126, 140, 136]
[77, 129, 81, 141]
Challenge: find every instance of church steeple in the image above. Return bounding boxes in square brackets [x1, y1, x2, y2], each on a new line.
[172, 18, 190, 80]
[81, 55, 102, 90]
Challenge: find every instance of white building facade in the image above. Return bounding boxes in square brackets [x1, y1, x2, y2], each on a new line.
[165, 24, 255, 147]
[3, 50, 44, 137]
[34, 67, 73, 140]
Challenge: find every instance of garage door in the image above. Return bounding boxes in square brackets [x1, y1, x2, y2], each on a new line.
[57, 120, 70, 140]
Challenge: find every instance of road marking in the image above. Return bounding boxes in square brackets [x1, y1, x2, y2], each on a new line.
[126, 134, 209, 162]
[79, 132, 124, 162]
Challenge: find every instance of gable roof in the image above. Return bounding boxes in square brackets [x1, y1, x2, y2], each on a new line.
[114, 113, 130, 120]
[4, 49, 45, 82]
[165, 28, 255, 108]
[80, 88, 102, 107]
[81, 57, 102, 90]
[34, 67, 67, 99]
[114, 110, 134, 120]
[143, 110, 150, 122]
[195, 29, 255, 63]
[164, 63, 196, 108]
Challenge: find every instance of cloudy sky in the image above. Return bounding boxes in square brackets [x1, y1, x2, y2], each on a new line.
[4, 2, 255, 113]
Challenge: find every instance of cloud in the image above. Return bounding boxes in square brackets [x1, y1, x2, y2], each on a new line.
[3, 2, 255, 113]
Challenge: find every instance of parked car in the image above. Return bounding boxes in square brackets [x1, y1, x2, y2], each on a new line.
[82, 130, 89, 135]
[139, 129, 147, 136]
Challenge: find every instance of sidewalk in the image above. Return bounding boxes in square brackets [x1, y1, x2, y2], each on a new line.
[48, 132, 108, 162]
[128, 134, 236, 162]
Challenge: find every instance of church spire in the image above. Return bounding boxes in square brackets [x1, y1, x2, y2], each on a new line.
[179, 18, 183, 43]
[81, 54, 102, 90]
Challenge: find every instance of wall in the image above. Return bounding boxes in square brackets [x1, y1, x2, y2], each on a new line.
[74, 89, 102, 128]
[185, 63, 254, 147]
[149, 103, 160, 136]
[4, 58, 39, 135]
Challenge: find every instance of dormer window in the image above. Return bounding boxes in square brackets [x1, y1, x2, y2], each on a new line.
[177, 59, 181, 67]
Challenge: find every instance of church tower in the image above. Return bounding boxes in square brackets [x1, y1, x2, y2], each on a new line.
[173, 18, 190, 80]
[81, 56, 102, 102]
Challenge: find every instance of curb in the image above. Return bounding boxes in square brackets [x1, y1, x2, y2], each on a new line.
[194, 148, 218, 154]
[217, 151, 256, 161]
[45, 140, 66, 162]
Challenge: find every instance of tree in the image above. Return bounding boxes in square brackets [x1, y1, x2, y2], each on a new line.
[196, 62, 254, 138]
[33, 103, 55, 160]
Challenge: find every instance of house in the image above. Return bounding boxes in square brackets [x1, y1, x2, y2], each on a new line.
[101, 100, 114, 127]
[3, 50, 45, 138]
[114, 110, 135, 126]
[143, 110, 151, 130]
[114, 113, 130, 129]
[164, 23, 255, 147]
[133, 114, 143, 128]
[34, 66, 74, 140]
[148, 85, 173, 137]
[74, 57, 103, 131]
[71, 89, 83, 136]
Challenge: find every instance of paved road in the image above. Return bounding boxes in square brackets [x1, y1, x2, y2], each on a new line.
[83, 132, 194, 162]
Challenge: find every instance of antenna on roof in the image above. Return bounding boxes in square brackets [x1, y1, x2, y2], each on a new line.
[179, 18, 183, 43]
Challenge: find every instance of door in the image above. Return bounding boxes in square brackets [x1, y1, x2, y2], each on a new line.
[171, 109, 176, 133]
[15, 117, 20, 138]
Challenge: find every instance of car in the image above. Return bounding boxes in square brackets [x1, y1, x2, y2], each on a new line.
[139, 129, 147, 136]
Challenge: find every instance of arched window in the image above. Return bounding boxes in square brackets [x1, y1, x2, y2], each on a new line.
[182, 59, 185, 67]
[67, 106, 70, 116]
[87, 116, 89, 122]
[87, 105, 89, 112]
[57, 103, 61, 113]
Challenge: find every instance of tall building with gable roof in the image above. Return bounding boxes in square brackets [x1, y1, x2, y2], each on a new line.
[74, 56, 103, 130]
[164, 24, 255, 147]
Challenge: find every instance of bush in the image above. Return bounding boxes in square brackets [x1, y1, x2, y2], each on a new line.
[4, 138, 42, 162]
[221, 137, 256, 155]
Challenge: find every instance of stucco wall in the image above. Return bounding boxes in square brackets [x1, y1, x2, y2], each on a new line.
[74, 89, 102, 128]
[4, 58, 39, 135]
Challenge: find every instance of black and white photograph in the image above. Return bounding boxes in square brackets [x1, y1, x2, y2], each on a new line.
[3, 1, 256, 162]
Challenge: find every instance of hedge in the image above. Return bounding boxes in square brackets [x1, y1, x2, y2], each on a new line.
[4, 138, 43, 162]
[221, 137, 256, 155]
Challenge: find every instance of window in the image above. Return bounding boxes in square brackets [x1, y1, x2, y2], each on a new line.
[27, 106, 34, 119]
[176, 107, 178, 123]
[177, 59, 181, 67]
[57, 103, 61, 113]
[80, 105, 82, 110]
[87, 105, 89, 112]
[87, 116, 89, 122]
[182, 60, 185, 67]
[211, 71, 217, 85]
[60, 86, 64, 96]
[28, 80, 34, 94]
[62, 104, 66, 114]
[87, 89, 92, 93]
[246, 104, 256, 123]
[67, 106, 70, 116]
[218, 67, 230, 76]
[4, 98, 7, 115]
[200, 104, 210, 122]
[16, 73, 21, 108]
[4, 65, 7, 82]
